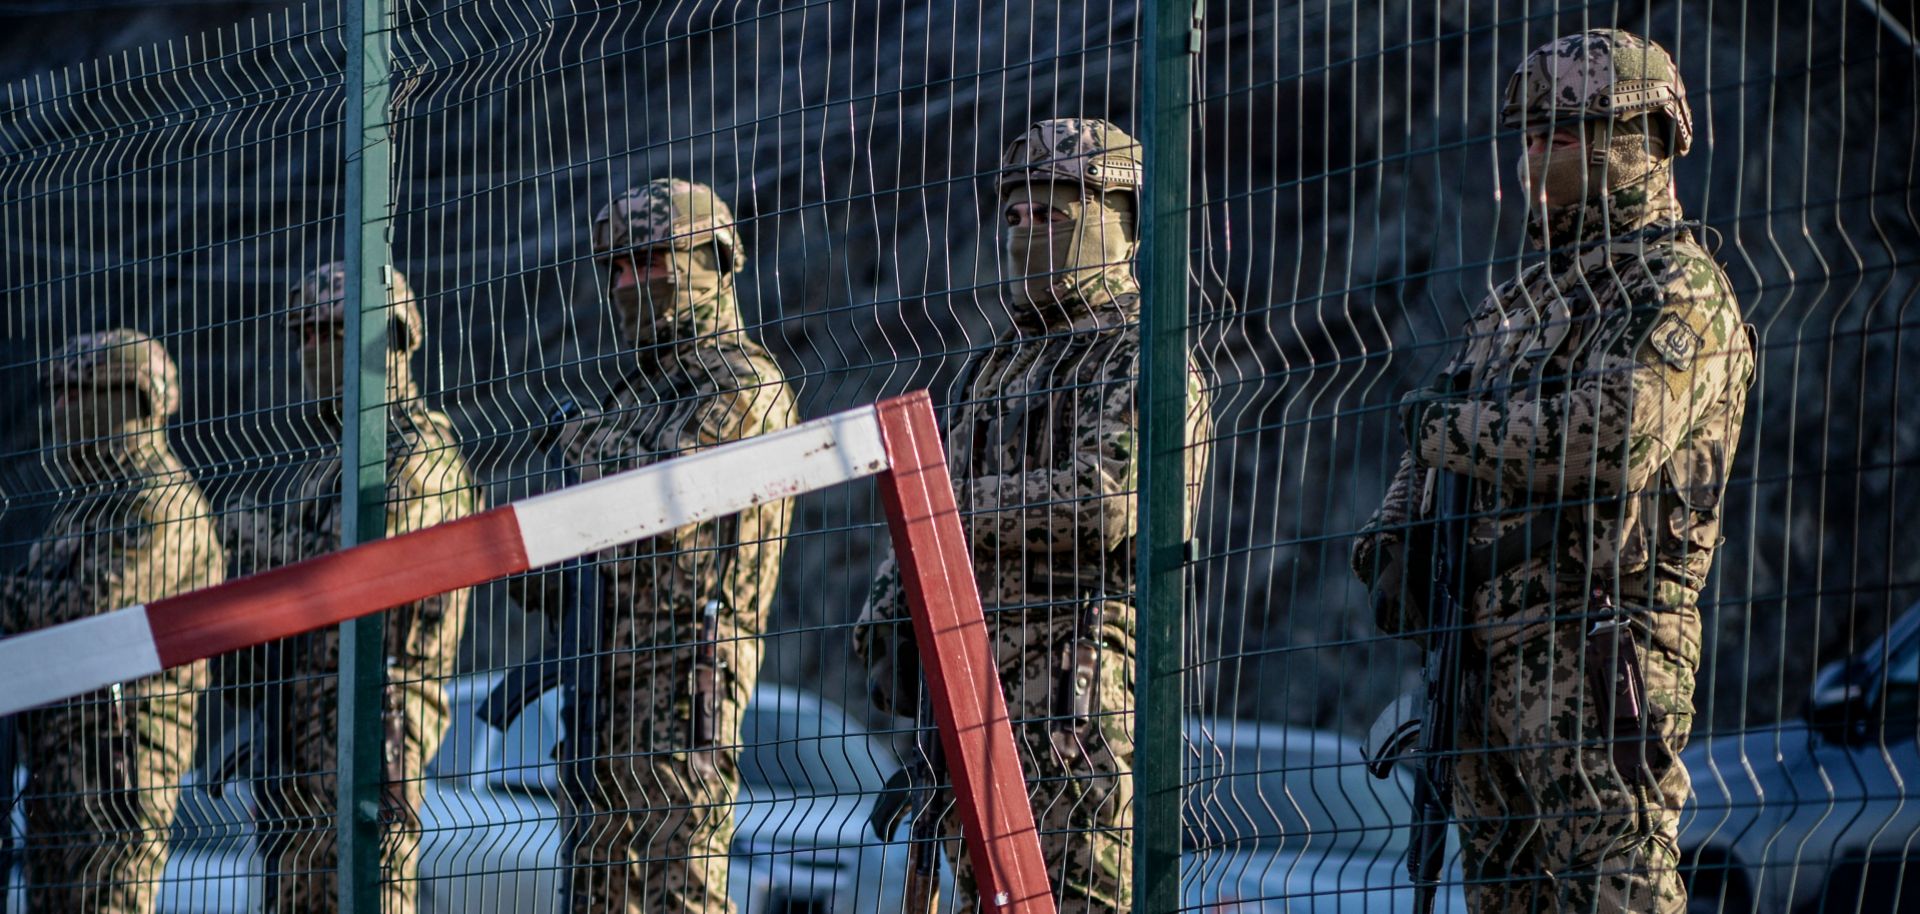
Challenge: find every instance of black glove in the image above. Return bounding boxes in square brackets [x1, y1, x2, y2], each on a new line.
[1399, 386, 1446, 454]
[1400, 366, 1471, 455]
[868, 766, 914, 840]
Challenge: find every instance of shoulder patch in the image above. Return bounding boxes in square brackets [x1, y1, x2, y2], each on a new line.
[1646, 312, 1703, 372]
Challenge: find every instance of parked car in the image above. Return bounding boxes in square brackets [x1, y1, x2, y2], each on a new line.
[1181, 718, 1469, 913]
[0, 677, 919, 914]
[1680, 600, 1920, 913]
[6, 698, 1475, 914]
[419, 675, 923, 914]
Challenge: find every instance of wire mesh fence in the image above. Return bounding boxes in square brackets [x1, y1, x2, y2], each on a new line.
[0, 1, 1915, 913]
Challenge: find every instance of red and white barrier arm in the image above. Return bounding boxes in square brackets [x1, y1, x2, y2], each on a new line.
[0, 403, 889, 714]
[0, 390, 1056, 913]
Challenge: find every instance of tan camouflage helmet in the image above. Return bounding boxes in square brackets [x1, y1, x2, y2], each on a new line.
[591, 178, 745, 274]
[43, 328, 182, 419]
[1502, 29, 1694, 156]
[997, 117, 1144, 198]
[286, 261, 425, 353]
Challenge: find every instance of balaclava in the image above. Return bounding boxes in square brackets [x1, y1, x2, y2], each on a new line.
[610, 243, 732, 346]
[1004, 182, 1137, 305]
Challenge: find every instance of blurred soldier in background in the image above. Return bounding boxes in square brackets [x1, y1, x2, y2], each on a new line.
[854, 117, 1213, 913]
[2, 329, 224, 913]
[219, 264, 478, 914]
[1353, 30, 1756, 914]
[518, 178, 795, 914]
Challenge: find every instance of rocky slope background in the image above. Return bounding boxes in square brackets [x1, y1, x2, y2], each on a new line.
[1, 0, 1916, 738]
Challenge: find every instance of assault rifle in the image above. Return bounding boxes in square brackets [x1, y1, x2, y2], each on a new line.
[1404, 467, 1472, 914]
[478, 398, 602, 800]
[1362, 376, 1476, 913]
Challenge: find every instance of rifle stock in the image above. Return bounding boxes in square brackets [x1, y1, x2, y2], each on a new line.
[904, 850, 941, 914]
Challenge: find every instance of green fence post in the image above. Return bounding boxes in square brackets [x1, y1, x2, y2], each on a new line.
[1135, 0, 1196, 911]
[339, 0, 393, 910]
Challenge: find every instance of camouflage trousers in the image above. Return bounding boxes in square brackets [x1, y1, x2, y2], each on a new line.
[561, 598, 762, 914]
[934, 599, 1135, 914]
[19, 663, 205, 914]
[258, 607, 460, 914]
[1455, 604, 1700, 914]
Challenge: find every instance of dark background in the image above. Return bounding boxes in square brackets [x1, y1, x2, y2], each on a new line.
[2, 0, 1916, 738]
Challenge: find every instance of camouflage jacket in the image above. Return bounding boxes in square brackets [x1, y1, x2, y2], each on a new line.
[3, 443, 225, 635]
[547, 302, 797, 622]
[1355, 169, 1755, 636]
[222, 400, 479, 667]
[853, 269, 1212, 713]
[946, 269, 1211, 604]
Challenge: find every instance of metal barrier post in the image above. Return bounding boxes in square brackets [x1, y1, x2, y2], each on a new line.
[873, 393, 1055, 912]
[339, 0, 393, 910]
[1136, 0, 1198, 910]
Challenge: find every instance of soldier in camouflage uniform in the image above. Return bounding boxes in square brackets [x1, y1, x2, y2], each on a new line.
[521, 178, 794, 914]
[853, 118, 1212, 913]
[1353, 31, 1756, 914]
[219, 264, 478, 914]
[3, 329, 224, 913]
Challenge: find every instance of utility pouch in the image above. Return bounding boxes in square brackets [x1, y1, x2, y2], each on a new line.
[1585, 598, 1650, 787]
[91, 682, 148, 830]
[1054, 600, 1104, 725]
[1049, 599, 1104, 759]
[96, 682, 137, 794]
[691, 601, 724, 754]
[380, 702, 416, 825]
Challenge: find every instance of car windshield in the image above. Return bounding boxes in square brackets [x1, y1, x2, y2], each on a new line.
[1874, 632, 1920, 726]
[1885, 642, 1919, 688]
[1183, 726, 1411, 855]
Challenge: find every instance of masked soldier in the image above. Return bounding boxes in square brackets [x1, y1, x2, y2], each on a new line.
[2, 329, 224, 913]
[1353, 31, 1755, 913]
[519, 178, 794, 914]
[219, 264, 478, 914]
[854, 118, 1212, 913]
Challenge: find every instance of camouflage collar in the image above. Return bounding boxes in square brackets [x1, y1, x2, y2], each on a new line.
[624, 288, 743, 348]
[312, 375, 424, 427]
[623, 314, 754, 381]
[1013, 264, 1141, 331]
[56, 435, 183, 488]
[1527, 162, 1686, 251]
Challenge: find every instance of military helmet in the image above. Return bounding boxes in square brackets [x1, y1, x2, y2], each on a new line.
[591, 178, 745, 274]
[1501, 29, 1693, 156]
[997, 117, 1144, 198]
[44, 328, 182, 419]
[286, 261, 425, 353]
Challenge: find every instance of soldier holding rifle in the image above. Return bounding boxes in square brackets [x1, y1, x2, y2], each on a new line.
[1355, 30, 1756, 914]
